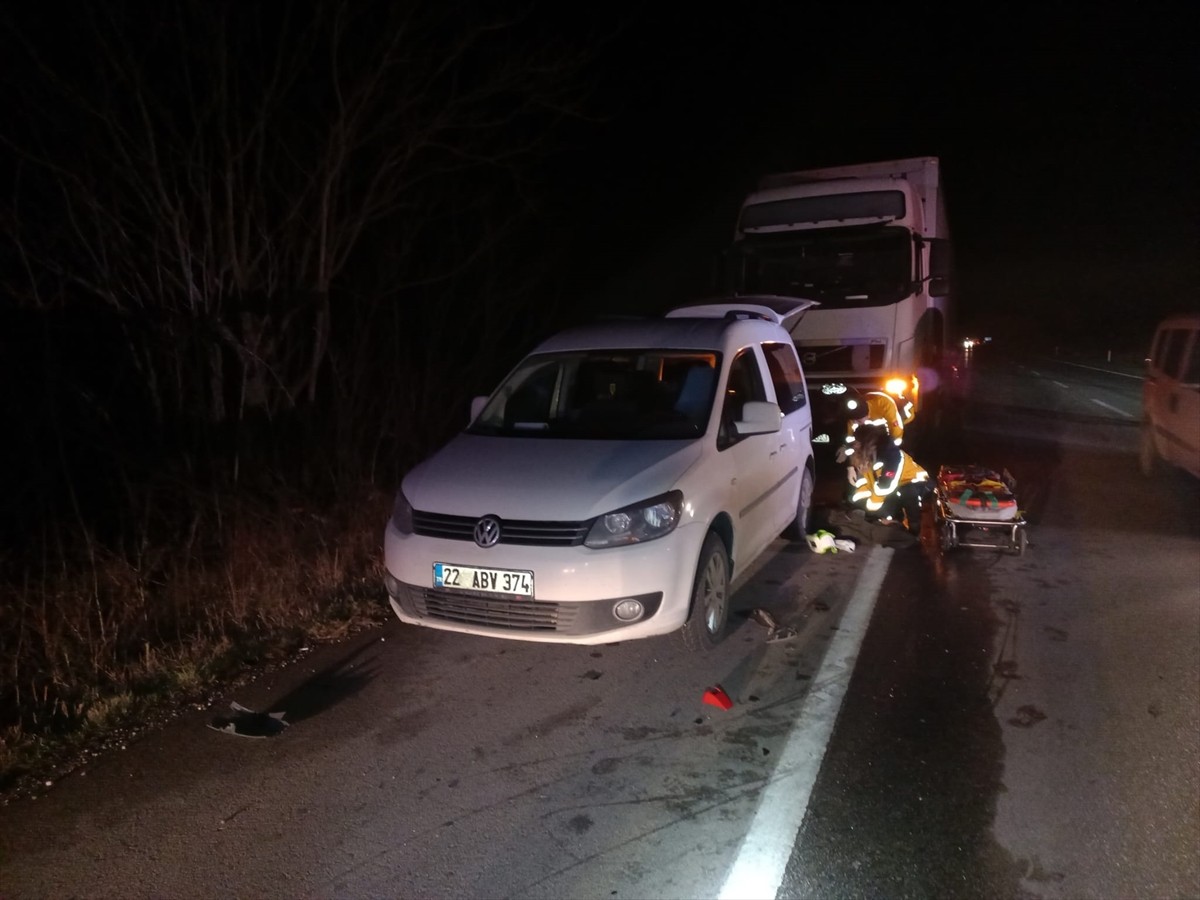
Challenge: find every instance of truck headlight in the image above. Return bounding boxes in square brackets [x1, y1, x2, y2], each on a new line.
[585, 491, 683, 548]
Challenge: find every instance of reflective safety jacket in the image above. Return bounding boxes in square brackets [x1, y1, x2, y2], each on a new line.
[843, 391, 905, 458]
[850, 442, 929, 513]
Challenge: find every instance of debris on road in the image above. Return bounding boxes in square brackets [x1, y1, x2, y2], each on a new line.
[702, 685, 734, 710]
[208, 701, 290, 738]
[747, 607, 799, 643]
[806, 530, 856, 554]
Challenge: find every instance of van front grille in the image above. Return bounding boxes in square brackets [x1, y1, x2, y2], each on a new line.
[413, 511, 590, 546]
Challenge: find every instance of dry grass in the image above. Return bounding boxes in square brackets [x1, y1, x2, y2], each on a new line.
[0, 483, 394, 798]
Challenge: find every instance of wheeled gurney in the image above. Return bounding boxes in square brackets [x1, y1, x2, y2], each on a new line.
[933, 464, 1028, 555]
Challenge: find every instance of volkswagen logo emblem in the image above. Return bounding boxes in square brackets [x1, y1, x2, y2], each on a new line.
[474, 516, 501, 548]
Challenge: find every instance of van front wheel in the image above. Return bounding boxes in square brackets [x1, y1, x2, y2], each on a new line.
[681, 533, 730, 652]
[1139, 420, 1159, 477]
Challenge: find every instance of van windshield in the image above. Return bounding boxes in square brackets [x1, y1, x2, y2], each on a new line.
[468, 350, 721, 440]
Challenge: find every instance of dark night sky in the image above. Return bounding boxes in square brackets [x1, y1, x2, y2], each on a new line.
[535, 5, 1197, 346]
[2, 3, 1195, 348]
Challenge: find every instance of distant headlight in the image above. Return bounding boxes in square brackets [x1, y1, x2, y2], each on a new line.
[391, 491, 414, 534]
[584, 491, 683, 549]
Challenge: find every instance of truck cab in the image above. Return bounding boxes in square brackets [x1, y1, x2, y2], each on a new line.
[722, 157, 953, 444]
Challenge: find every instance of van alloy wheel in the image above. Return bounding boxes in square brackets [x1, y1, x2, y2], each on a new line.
[681, 532, 730, 652]
[1138, 421, 1159, 477]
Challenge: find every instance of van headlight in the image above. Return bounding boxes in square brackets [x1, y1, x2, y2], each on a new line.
[584, 491, 683, 548]
[391, 490, 414, 535]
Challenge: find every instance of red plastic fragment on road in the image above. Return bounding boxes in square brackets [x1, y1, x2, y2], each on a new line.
[703, 685, 734, 710]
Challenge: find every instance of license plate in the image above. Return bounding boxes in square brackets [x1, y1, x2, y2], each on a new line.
[434, 562, 534, 597]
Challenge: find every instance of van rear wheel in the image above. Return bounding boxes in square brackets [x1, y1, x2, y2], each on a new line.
[785, 466, 815, 541]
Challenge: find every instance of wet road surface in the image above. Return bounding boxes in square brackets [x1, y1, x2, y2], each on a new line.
[1, 349, 1197, 899]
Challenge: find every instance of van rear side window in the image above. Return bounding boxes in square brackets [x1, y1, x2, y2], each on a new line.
[762, 341, 808, 414]
[1182, 335, 1200, 386]
[1156, 328, 1190, 379]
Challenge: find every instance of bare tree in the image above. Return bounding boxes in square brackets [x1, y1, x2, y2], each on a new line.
[1, 0, 603, 482]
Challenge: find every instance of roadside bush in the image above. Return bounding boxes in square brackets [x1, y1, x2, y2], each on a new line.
[0, 484, 392, 795]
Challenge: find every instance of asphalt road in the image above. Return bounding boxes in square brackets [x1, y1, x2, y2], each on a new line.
[1, 348, 1197, 899]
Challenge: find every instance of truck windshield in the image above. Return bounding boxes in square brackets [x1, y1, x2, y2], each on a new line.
[730, 226, 912, 308]
[468, 350, 721, 440]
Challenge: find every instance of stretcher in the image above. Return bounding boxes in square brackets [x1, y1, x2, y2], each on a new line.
[933, 464, 1028, 555]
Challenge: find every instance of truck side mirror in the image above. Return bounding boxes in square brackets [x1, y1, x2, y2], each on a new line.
[470, 395, 488, 423]
[929, 239, 952, 297]
[712, 247, 730, 293]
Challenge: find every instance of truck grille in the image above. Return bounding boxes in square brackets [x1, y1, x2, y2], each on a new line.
[798, 342, 886, 374]
[411, 587, 575, 631]
[413, 511, 590, 546]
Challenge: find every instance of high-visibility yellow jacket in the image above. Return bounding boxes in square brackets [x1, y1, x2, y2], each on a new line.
[842, 391, 905, 458]
[850, 444, 929, 513]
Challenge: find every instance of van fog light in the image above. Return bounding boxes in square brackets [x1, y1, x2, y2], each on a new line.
[613, 599, 644, 622]
[383, 572, 402, 598]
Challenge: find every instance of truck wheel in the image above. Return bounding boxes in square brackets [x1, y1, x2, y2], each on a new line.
[1138, 421, 1159, 477]
[681, 532, 730, 652]
[785, 466, 815, 541]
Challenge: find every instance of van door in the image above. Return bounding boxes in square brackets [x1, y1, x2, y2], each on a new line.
[762, 340, 813, 534]
[717, 347, 780, 568]
[1163, 328, 1200, 477]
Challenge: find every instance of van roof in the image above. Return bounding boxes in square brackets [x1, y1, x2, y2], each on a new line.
[1154, 312, 1200, 331]
[534, 297, 813, 354]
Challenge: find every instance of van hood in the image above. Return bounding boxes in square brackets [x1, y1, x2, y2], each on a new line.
[402, 435, 704, 520]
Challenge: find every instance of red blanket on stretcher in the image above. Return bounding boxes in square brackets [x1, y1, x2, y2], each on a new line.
[937, 465, 1019, 520]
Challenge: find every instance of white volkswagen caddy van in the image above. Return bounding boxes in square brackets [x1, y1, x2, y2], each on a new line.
[383, 297, 817, 650]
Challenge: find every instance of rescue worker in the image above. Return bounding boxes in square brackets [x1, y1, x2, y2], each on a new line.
[846, 423, 931, 535]
[834, 387, 905, 486]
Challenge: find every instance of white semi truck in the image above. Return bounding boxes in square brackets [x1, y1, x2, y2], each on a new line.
[723, 156, 952, 442]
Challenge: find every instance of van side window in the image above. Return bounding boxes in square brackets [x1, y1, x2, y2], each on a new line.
[1182, 334, 1200, 386]
[1160, 329, 1189, 379]
[761, 341, 808, 414]
[718, 349, 767, 450]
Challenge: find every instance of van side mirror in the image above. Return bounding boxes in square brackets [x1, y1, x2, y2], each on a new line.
[735, 401, 782, 436]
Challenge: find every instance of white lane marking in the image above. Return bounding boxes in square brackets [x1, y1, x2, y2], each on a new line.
[1052, 381, 1069, 389]
[1054, 359, 1144, 379]
[1090, 398, 1134, 418]
[718, 545, 894, 900]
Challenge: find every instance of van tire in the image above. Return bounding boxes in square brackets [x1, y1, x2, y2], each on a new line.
[785, 466, 815, 541]
[1138, 420, 1159, 477]
[681, 532, 730, 652]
